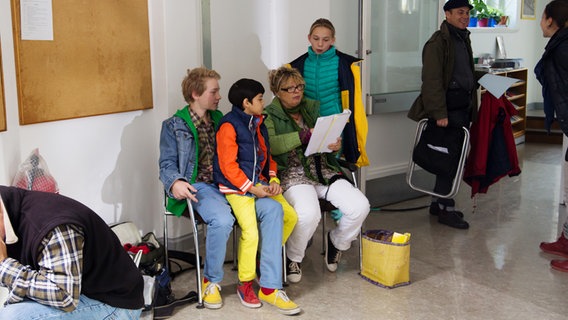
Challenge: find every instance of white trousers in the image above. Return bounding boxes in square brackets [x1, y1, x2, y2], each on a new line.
[283, 179, 370, 262]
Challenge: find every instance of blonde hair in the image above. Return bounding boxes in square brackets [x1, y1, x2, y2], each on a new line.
[268, 66, 305, 94]
[181, 67, 221, 104]
[309, 18, 335, 38]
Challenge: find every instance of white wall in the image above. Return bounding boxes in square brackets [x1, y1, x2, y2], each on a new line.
[0, 0, 202, 235]
[0, 0, 547, 237]
[209, 0, 332, 114]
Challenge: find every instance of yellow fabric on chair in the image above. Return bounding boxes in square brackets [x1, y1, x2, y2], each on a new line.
[360, 230, 410, 289]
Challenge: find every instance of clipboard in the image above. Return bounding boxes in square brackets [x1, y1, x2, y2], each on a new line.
[304, 109, 351, 156]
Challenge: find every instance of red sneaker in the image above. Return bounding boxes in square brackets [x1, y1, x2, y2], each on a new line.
[551, 259, 568, 272]
[237, 281, 261, 308]
[540, 234, 568, 258]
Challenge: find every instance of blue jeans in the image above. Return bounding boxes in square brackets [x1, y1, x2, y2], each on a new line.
[190, 183, 235, 284]
[0, 295, 142, 320]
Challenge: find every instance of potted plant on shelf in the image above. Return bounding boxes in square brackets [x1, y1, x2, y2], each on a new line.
[468, 7, 478, 27]
[487, 7, 505, 27]
[494, 7, 508, 26]
[471, 0, 490, 27]
[487, 7, 498, 27]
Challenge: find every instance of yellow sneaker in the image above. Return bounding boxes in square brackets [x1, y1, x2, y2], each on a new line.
[202, 279, 222, 309]
[258, 289, 301, 315]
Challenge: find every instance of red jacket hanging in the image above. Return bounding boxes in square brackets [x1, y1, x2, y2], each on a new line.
[463, 93, 521, 197]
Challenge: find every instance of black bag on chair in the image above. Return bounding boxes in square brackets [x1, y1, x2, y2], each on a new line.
[412, 121, 465, 178]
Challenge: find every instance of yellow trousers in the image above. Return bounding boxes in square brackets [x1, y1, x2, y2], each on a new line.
[226, 192, 297, 283]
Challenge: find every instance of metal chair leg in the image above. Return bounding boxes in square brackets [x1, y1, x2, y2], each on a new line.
[185, 200, 204, 308]
[358, 227, 363, 273]
[321, 211, 327, 255]
[282, 245, 287, 285]
[232, 224, 238, 271]
[164, 210, 170, 273]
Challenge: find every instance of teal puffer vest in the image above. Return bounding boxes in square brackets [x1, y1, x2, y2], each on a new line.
[303, 46, 341, 116]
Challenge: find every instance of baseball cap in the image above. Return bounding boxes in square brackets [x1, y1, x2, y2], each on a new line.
[443, 0, 473, 11]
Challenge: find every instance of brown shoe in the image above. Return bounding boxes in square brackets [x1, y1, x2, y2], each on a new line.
[540, 234, 568, 258]
[551, 259, 568, 272]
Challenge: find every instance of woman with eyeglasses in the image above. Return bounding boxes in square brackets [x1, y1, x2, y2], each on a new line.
[263, 66, 370, 284]
[288, 18, 368, 168]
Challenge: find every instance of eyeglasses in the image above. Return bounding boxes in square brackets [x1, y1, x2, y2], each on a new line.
[280, 84, 305, 93]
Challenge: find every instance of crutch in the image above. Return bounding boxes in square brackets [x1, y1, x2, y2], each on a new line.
[406, 118, 470, 199]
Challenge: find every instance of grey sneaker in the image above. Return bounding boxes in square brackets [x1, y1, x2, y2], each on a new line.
[325, 231, 342, 272]
[286, 259, 302, 283]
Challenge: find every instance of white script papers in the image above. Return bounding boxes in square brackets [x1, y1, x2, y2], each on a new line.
[304, 109, 351, 157]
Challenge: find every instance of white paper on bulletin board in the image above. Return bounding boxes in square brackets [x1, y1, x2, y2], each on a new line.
[21, 0, 53, 40]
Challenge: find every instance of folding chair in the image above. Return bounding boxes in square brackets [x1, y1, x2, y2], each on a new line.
[406, 118, 470, 199]
[163, 198, 205, 308]
[164, 196, 240, 309]
[319, 158, 364, 272]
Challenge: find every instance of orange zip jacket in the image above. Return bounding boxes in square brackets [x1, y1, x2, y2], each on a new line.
[214, 109, 277, 195]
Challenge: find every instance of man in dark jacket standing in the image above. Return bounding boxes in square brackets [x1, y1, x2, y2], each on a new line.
[0, 186, 144, 319]
[408, 0, 477, 229]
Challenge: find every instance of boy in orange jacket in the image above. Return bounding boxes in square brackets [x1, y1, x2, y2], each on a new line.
[212, 78, 299, 315]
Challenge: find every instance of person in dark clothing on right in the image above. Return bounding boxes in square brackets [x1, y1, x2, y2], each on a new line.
[408, 0, 478, 229]
[536, 0, 568, 272]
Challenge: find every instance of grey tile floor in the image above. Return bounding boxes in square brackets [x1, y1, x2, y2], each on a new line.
[164, 142, 568, 320]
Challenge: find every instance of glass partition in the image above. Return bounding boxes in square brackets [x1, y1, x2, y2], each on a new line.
[369, 0, 440, 113]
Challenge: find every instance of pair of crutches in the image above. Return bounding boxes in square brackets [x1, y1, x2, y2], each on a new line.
[406, 118, 470, 199]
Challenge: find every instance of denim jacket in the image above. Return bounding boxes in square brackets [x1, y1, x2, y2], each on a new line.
[158, 106, 223, 198]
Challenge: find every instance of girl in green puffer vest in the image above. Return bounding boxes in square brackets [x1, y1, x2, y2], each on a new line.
[288, 18, 369, 168]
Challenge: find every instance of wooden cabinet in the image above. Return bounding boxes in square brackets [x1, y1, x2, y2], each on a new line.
[480, 68, 528, 144]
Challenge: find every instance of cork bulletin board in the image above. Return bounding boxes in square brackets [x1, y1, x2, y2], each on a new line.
[11, 0, 153, 125]
[0, 39, 6, 132]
